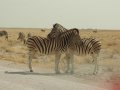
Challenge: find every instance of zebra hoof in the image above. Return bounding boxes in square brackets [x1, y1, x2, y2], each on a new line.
[65, 71, 69, 73]
[70, 71, 74, 74]
[30, 70, 33, 72]
[55, 71, 60, 74]
[93, 72, 97, 75]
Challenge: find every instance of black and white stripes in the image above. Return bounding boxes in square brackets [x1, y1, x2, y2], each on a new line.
[26, 28, 81, 73]
[71, 38, 101, 55]
[47, 23, 101, 74]
[67, 38, 101, 74]
[47, 23, 67, 39]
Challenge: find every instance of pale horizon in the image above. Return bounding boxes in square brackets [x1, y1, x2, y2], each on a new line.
[0, 0, 120, 30]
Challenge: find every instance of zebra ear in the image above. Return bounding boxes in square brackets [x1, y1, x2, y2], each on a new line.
[73, 28, 79, 35]
[53, 23, 57, 28]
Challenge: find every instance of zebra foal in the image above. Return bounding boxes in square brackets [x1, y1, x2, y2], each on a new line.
[47, 23, 101, 74]
[26, 28, 81, 73]
[17, 32, 26, 44]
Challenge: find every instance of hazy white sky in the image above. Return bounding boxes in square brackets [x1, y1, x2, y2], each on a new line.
[0, 0, 120, 29]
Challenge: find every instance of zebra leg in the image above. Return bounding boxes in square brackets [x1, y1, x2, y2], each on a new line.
[5, 35, 8, 40]
[24, 39, 26, 44]
[70, 54, 74, 74]
[66, 59, 70, 73]
[65, 53, 70, 73]
[28, 55, 33, 72]
[28, 51, 35, 72]
[92, 54, 98, 75]
[55, 53, 61, 74]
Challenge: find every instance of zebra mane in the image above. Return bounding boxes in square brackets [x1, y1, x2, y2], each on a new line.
[47, 23, 68, 39]
[53, 23, 67, 31]
[57, 28, 79, 38]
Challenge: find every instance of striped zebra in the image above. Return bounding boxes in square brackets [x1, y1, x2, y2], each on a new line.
[0, 30, 8, 40]
[67, 38, 101, 74]
[47, 23, 101, 74]
[41, 29, 45, 32]
[17, 32, 26, 44]
[47, 23, 67, 39]
[26, 28, 81, 73]
[93, 30, 98, 33]
[27, 32, 32, 38]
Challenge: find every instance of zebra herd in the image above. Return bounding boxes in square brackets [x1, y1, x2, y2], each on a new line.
[26, 23, 101, 75]
[27, 28, 81, 73]
[0, 24, 101, 75]
[47, 23, 101, 74]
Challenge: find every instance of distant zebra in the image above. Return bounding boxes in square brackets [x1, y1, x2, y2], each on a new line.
[0, 30, 8, 40]
[47, 23, 101, 74]
[17, 32, 26, 44]
[93, 30, 98, 33]
[26, 28, 81, 73]
[27, 32, 32, 38]
[41, 29, 45, 32]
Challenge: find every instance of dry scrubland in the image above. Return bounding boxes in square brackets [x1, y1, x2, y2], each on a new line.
[0, 28, 120, 73]
[0, 28, 120, 89]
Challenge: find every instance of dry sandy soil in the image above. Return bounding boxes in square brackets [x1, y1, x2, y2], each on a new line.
[0, 28, 120, 90]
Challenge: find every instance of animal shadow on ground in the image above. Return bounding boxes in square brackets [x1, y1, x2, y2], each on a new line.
[4, 71, 69, 76]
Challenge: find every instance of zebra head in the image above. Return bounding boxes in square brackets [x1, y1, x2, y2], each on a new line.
[47, 23, 67, 39]
[17, 32, 22, 40]
[57, 28, 82, 47]
[69, 28, 82, 44]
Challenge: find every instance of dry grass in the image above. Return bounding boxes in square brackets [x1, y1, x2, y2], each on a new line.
[0, 28, 120, 71]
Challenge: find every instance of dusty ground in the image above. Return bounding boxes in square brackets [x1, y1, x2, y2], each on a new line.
[0, 28, 120, 90]
[0, 60, 108, 90]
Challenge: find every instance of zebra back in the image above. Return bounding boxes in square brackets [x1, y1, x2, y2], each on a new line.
[27, 36, 50, 54]
[56, 28, 82, 52]
[47, 23, 67, 39]
[26, 28, 81, 54]
[72, 38, 101, 55]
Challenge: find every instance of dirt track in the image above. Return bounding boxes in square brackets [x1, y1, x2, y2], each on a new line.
[0, 60, 108, 90]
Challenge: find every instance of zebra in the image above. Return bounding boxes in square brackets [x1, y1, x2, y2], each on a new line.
[66, 38, 101, 74]
[0, 30, 8, 40]
[17, 32, 26, 44]
[47, 23, 67, 39]
[26, 28, 81, 73]
[93, 30, 98, 33]
[47, 23, 101, 74]
[41, 29, 45, 32]
[27, 32, 32, 38]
